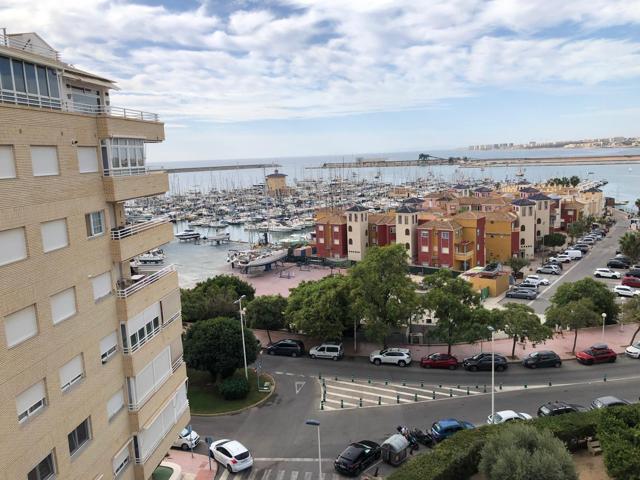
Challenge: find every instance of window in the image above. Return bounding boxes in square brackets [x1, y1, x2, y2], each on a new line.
[319, 238, 324, 244]
[100, 331, 118, 364]
[50, 287, 77, 324]
[404, 228, 409, 236]
[16, 380, 47, 423]
[348, 214, 352, 221]
[41, 218, 69, 252]
[390, 227, 396, 234]
[318, 225, 324, 231]
[77, 147, 99, 173]
[122, 303, 161, 353]
[421, 245, 429, 253]
[107, 388, 125, 421]
[537, 230, 541, 237]
[333, 238, 339, 245]
[442, 247, 449, 254]
[27, 452, 55, 480]
[103, 138, 145, 170]
[31, 146, 59, 176]
[442, 232, 449, 240]
[520, 238, 526, 246]
[127, 346, 171, 407]
[4, 304, 38, 348]
[112, 442, 131, 477]
[348, 225, 352, 232]
[85, 211, 105, 238]
[420, 231, 428, 238]
[520, 225, 526, 232]
[333, 226, 339, 233]
[348, 238, 353, 245]
[405, 243, 410, 250]
[0, 227, 27, 266]
[59, 354, 84, 392]
[528, 206, 533, 216]
[68, 418, 91, 456]
[536, 218, 541, 225]
[92, 271, 112, 301]
[0, 145, 16, 179]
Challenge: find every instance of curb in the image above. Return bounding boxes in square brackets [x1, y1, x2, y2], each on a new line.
[191, 372, 276, 417]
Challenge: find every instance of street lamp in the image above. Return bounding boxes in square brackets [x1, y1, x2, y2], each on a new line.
[234, 294, 248, 380]
[488, 326, 496, 424]
[305, 419, 322, 480]
[601, 312, 607, 343]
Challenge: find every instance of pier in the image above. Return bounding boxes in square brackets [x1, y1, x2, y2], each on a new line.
[154, 163, 281, 174]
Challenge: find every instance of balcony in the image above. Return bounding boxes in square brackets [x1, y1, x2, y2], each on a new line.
[111, 217, 174, 262]
[454, 242, 474, 261]
[96, 110, 165, 142]
[103, 170, 169, 202]
[116, 266, 178, 321]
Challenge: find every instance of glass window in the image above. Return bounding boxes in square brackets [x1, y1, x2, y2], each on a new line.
[11, 60, 26, 92]
[27, 453, 55, 480]
[0, 56, 13, 90]
[85, 211, 105, 237]
[36, 66, 49, 96]
[25, 63, 38, 94]
[47, 68, 60, 98]
[68, 418, 91, 456]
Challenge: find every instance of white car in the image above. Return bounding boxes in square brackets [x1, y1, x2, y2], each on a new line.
[613, 285, 640, 298]
[369, 348, 412, 367]
[594, 268, 622, 279]
[524, 275, 550, 286]
[548, 255, 571, 264]
[173, 427, 200, 451]
[625, 342, 640, 358]
[209, 439, 254, 473]
[487, 410, 533, 424]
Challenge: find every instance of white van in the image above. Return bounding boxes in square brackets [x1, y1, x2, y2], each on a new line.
[564, 249, 583, 260]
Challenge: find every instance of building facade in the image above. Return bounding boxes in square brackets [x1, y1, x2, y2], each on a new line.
[315, 213, 348, 259]
[0, 33, 187, 480]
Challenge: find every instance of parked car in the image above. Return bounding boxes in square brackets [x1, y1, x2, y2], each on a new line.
[625, 269, 640, 279]
[524, 275, 550, 286]
[486, 410, 532, 424]
[266, 339, 305, 357]
[173, 427, 200, 451]
[516, 282, 539, 291]
[613, 285, 640, 297]
[625, 341, 640, 358]
[564, 249, 583, 260]
[421, 353, 458, 370]
[537, 401, 587, 417]
[622, 275, 640, 288]
[594, 268, 621, 279]
[209, 439, 253, 473]
[522, 350, 562, 369]
[536, 265, 561, 275]
[463, 353, 508, 372]
[580, 237, 595, 245]
[590, 396, 630, 410]
[572, 244, 590, 253]
[548, 255, 571, 264]
[576, 343, 617, 365]
[430, 418, 475, 442]
[615, 254, 632, 264]
[543, 260, 563, 270]
[505, 288, 537, 300]
[607, 259, 629, 269]
[369, 348, 412, 367]
[309, 342, 344, 361]
[334, 440, 381, 476]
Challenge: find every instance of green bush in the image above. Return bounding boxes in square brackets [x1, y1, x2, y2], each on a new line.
[218, 376, 250, 400]
[479, 423, 577, 480]
[598, 405, 640, 480]
[532, 409, 599, 449]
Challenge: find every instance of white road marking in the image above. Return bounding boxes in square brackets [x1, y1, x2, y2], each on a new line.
[290, 471, 299, 480]
[324, 384, 433, 401]
[274, 371, 285, 375]
[219, 469, 230, 480]
[261, 469, 272, 480]
[304, 473, 313, 480]
[295, 381, 306, 394]
[276, 470, 286, 480]
[247, 470, 258, 480]
[285, 373, 295, 376]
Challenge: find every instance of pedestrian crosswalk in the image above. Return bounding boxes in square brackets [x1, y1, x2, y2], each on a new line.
[218, 466, 351, 480]
[318, 377, 486, 410]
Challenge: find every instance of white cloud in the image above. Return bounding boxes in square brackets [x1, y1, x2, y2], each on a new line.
[2, 0, 640, 122]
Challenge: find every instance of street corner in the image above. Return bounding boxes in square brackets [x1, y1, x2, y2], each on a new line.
[164, 449, 218, 480]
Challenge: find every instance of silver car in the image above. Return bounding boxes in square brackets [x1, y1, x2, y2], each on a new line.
[309, 342, 344, 361]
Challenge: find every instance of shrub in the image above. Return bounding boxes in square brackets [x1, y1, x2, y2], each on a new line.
[479, 423, 577, 480]
[218, 376, 250, 400]
[598, 405, 640, 480]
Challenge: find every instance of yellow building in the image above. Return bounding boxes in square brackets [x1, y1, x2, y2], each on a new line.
[484, 211, 519, 262]
[265, 169, 288, 195]
[0, 33, 187, 480]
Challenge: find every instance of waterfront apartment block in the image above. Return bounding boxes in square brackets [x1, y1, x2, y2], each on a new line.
[0, 32, 187, 480]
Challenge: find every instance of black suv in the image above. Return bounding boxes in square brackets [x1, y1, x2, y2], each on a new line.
[537, 401, 587, 417]
[266, 339, 305, 357]
[607, 259, 629, 269]
[463, 353, 508, 372]
[522, 350, 562, 369]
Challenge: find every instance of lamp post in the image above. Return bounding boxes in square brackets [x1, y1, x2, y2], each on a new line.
[488, 326, 495, 424]
[601, 312, 607, 343]
[234, 295, 248, 380]
[306, 419, 322, 480]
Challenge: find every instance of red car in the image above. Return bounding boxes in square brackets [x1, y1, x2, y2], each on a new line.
[622, 275, 640, 288]
[576, 344, 617, 365]
[420, 353, 459, 370]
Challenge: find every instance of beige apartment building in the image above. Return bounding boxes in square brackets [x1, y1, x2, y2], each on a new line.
[0, 32, 188, 480]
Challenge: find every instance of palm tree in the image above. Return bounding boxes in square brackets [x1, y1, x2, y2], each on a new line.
[635, 198, 640, 214]
[619, 231, 640, 264]
[622, 296, 640, 346]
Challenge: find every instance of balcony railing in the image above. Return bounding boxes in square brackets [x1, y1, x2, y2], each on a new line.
[111, 216, 170, 240]
[1, 33, 60, 60]
[122, 312, 181, 355]
[171, 356, 184, 373]
[103, 166, 149, 177]
[116, 265, 175, 299]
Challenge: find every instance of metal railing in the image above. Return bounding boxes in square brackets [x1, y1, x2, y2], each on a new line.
[116, 265, 175, 298]
[0, 33, 61, 60]
[127, 369, 172, 412]
[163, 311, 181, 328]
[122, 311, 181, 356]
[103, 166, 149, 177]
[171, 356, 184, 373]
[111, 216, 169, 240]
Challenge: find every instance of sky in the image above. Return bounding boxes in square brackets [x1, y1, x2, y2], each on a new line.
[2, 0, 640, 162]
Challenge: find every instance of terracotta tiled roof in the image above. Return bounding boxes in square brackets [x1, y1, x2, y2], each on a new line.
[484, 211, 518, 222]
[418, 219, 462, 231]
[454, 211, 485, 220]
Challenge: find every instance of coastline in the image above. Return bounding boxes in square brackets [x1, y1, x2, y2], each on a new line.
[460, 154, 640, 168]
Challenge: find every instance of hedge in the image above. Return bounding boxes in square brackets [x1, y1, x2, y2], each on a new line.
[218, 376, 250, 400]
[388, 405, 639, 480]
[598, 406, 640, 480]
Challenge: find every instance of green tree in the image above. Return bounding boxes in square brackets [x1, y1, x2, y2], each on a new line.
[566, 219, 587, 242]
[635, 198, 640, 214]
[180, 275, 255, 322]
[479, 423, 578, 480]
[184, 317, 258, 379]
[505, 257, 530, 276]
[569, 175, 581, 187]
[543, 232, 566, 251]
[350, 245, 420, 345]
[545, 299, 601, 353]
[286, 275, 354, 340]
[619, 231, 640, 264]
[621, 295, 640, 346]
[423, 269, 483, 354]
[549, 277, 620, 322]
[245, 295, 287, 344]
[494, 303, 554, 357]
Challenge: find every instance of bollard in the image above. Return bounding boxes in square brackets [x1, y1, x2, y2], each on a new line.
[421, 381, 424, 388]
[524, 384, 527, 389]
[368, 378, 371, 384]
[475, 384, 478, 389]
[483, 384, 487, 393]
[432, 390, 436, 399]
[397, 394, 400, 404]
[604, 374, 607, 382]
[449, 388, 453, 397]
[414, 393, 418, 402]
[322, 378, 326, 387]
[385, 380, 388, 386]
[334, 376, 338, 381]
[499, 383, 502, 391]
[378, 396, 381, 405]
[359, 398, 363, 407]
[341, 399, 344, 409]
[457, 385, 460, 389]
[402, 380, 406, 386]
[319, 372, 322, 379]
[439, 384, 442, 388]
[548, 380, 552, 387]
[321, 401, 324, 410]
[466, 386, 470, 395]
[351, 376, 354, 383]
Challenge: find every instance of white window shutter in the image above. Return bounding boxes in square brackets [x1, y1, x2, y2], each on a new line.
[99, 331, 118, 356]
[107, 388, 124, 420]
[4, 304, 38, 347]
[31, 146, 59, 176]
[77, 147, 99, 173]
[59, 354, 84, 390]
[0, 227, 27, 267]
[16, 380, 46, 416]
[41, 218, 68, 252]
[50, 287, 76, 324]
[91, 271, 112, 300]
[0, 146, 16, 179]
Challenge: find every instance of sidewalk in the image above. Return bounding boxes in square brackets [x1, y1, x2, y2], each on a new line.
[253, 322, 638, 361]
[163, 450, 216, 480]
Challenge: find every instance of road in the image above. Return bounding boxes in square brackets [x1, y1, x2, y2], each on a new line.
[499, 215, 628, 314]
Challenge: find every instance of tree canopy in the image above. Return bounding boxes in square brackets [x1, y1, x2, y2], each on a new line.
[494, 303, 553, 357]
[543, 232, 566, 250]
[245, 295, 287, 344]
[184, 316, 258, 379]
[621, 295, 640, 346]
[566, 219, 587, 242]
[181, 275, 255, 322]
[545, 298, 601, 353]
[505, 257, 530, 276]
[286, 275, 355, 341]
[619, 231, 640, 264]
[548, 277, 619, 322]
[350, 244, 421, 345]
